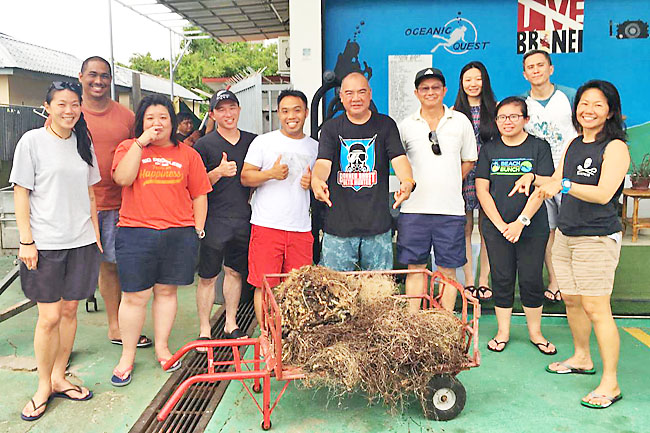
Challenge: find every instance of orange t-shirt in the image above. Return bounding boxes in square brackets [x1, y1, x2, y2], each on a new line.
[84, 101, 135, 210]
[47, 100, 135, 210]
[112, 140, 212, 230]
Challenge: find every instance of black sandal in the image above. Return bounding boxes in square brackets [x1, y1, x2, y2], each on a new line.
[464, 285, 477, 299]
[487, 338, 508, 352]
[477, 286, 493, 301]
[544, 288, 562, 303]
[531, 340, 557, 355]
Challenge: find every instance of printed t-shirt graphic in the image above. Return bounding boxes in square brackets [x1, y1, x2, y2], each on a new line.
[112, 140, 212, 230]
[489, 158, 534, 175]
[337, 135, 378, 190]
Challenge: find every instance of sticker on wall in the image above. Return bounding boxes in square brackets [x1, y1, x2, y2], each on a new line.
[334, 21, 373, 82]
[404, 12, 490, 55]
[517, 0, 584, 54]
[609, 19, 649, 39]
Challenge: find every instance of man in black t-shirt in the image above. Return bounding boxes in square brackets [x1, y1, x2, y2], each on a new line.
[193, 90, 256, 341]
[312, 72, 415, 271]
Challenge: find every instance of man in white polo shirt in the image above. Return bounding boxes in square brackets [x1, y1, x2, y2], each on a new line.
[398, 67, 478, 312]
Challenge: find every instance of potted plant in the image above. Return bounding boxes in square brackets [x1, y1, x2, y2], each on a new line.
[630, 153, 650, 190]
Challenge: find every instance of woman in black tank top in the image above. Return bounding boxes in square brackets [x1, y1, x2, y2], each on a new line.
[511, 80, 630, 409]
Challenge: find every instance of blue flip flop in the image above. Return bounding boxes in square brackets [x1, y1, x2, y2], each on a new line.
[52, 385, 93, 401]
[20, 396, 50, 421]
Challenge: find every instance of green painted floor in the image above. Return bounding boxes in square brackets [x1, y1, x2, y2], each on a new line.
[0, 273, 203, 433]
[1, 264, 649, 432]
[206, 316, 650, 433]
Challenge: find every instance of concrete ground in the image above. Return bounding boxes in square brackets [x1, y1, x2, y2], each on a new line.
[1, 260, 649, 433]
[206, 316, 650, 433]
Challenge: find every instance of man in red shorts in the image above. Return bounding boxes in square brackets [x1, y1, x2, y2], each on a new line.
[241, 90, 318, 325]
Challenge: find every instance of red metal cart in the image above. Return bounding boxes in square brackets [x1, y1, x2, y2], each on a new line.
[158, 269, 480, 429]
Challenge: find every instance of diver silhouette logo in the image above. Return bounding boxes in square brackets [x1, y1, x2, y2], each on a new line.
[431, 17, 480, 55]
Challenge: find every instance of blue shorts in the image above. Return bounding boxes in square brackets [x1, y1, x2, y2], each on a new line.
[397, 213, 467, 268]
[115, 226, 199, 292]
[98, 209, 119, 263]
[320, 231, 393, 271]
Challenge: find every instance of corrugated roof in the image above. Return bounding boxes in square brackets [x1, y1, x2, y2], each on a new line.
[0, 33, 200, 100]
[150, 0, 289, 42]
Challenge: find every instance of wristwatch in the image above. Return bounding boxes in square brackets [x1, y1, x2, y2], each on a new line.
[561, 178, 572, 194]
[196, 228, 206, 239]
[517, 214, 531, 226]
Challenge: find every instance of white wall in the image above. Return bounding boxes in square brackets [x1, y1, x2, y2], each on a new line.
[289, 0, 323, 134]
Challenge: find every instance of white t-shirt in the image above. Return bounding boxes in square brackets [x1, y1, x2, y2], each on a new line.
[524, 84, 578, 167]
[244, 130, 318, 232]
[398, 106, 477, 216]
[9, 127, 101, 249]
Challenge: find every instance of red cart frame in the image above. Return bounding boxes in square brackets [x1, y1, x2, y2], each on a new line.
[158, 269, 480, 429]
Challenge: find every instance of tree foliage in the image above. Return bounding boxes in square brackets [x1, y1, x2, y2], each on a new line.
[126, 39, 278, 95]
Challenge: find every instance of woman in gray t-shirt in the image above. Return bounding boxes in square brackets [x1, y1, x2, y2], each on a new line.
[10, 82, 101, 421]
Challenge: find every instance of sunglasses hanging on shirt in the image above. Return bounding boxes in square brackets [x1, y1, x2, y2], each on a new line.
[429, 131, 441, 155]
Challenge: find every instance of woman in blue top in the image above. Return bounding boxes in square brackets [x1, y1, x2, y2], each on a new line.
[513, 80, 629, 409]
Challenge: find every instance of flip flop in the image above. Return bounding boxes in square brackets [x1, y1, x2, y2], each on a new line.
[224, 328, 247, 339]
[51, 385, 93, 401]
[110, 335, 153, 348]
[195, 336, 211, 353]
[464, 285, 477, 299]
[159, 359, 182, 372]
[487, 338, 508, 352]
[545, 361, 596, 375]
[531, 340, 557, 355]
[111, 366, 133, 387]
[581, 392, 623, 409]
[477, 286, 492, 301]
[20, 397, 50, 421]
[544, 288, 562, 303]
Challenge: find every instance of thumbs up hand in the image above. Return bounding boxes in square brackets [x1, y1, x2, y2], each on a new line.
[216, 152, 237, 178]
[300, 165, 312, 190]
[268, 154, 289, 180]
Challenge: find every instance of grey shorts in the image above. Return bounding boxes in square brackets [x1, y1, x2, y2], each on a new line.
[98, 209, 119, 263]
[20, 243, 101, 303]
[544, 194, 562, 230]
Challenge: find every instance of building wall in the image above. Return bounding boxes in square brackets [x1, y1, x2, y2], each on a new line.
[7, 74, 53, 107]
[321, 0, 650, 164]
[0, 76, 9, 105]
[289, 0, 322, 134]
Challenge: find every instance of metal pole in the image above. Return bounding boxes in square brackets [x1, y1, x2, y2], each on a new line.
[169, 29, 174, 102]
[108, 0, 117, 101]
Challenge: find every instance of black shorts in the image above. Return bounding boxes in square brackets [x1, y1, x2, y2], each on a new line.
[20, 243, 101, 303]
[198, 219, 250, 278]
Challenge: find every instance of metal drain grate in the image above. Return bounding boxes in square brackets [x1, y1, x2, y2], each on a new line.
[130, 300, 257, 433]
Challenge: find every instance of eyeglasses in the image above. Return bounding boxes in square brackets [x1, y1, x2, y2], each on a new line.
[496, 114, 524, 123]
[50, 81, 82, 94]
[429, 131, 441, 155]
[418, 85, 444, 94]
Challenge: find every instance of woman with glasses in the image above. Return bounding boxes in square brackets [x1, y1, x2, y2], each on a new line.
[110, 95, 211, 387]
[514, 80, 629, 409]
[11, 82, 101, 421]
[453, 61, 498, 301]
[475, 96, 556, 355]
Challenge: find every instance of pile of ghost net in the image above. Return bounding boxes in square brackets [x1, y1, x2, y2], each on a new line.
[273, 265, 467, 409]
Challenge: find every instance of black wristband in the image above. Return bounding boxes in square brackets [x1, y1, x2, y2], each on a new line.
[20, 240, 35, 246]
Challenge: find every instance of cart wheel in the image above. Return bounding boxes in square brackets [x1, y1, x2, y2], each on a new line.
[421, 374, 466, 421]
[253, 383, 262, 393]
[261, 419, 272, 430]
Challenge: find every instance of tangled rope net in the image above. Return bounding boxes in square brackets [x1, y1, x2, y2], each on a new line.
[273, 266, 467, 409]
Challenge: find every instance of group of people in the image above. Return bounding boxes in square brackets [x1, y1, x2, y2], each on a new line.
[13, 49, 629, 421]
